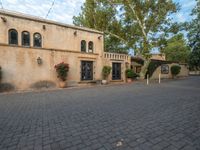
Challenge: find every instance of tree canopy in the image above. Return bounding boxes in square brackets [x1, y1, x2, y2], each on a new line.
[162, 34, 190, 63]
[73, 0, 127, 53]
[73, 0, 179, 56]
[186, 0, 200, 70]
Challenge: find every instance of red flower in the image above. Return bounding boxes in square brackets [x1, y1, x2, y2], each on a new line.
[54, 62, 69, 81]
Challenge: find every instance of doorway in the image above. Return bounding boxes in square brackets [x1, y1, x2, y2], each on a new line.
[112, 63, 121, 80]
[81, 61, 93, 80]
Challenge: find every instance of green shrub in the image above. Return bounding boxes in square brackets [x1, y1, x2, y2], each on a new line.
[171, 65, 181, 77]
[126, 69, 138, 79]
[102, 66, 112, 80]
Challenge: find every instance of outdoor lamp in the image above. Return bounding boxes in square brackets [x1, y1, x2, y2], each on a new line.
[74, 31, 77, 36]
[37, 57, 42, 65]
[1, 17, 7, 22]
[43, 25, 46, 30]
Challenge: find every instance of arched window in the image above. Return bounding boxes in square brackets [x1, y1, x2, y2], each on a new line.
[22, 31, 30, 46]
[88, 41, 93, 53]
[81, 40, 86, 52]
[8, 29, 18, 45]
[33, 33, 42, 47]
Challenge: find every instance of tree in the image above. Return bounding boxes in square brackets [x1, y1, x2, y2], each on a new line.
[186, 0, 200, 70]
[162, 34, 190, 63]
[73, 0, 179, 78]
[118, 0, 179, 78]
[189, 49, 200, 70]
[73, 0, 128, 53]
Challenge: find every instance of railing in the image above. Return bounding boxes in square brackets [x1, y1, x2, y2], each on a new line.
[103, 52, 130, 61]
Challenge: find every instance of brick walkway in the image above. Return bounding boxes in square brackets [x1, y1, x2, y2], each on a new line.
[0, 77, 200, 150]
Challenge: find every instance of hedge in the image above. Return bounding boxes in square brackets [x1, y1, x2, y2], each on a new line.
[171, 65, 181, 77]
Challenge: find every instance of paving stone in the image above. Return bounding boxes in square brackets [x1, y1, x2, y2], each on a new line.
[0, 77, 199, 149]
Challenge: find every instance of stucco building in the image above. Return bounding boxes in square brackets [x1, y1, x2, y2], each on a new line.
[131, 54, 189, 79]
[0, 10, 130, 90]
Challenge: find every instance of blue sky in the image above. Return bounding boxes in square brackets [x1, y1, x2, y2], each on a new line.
[0, 0, 84, 24]
[0, 0, 197, 25]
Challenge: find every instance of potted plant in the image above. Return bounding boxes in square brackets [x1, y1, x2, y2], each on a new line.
[125, 69, 135, 83]
[102, 66, 112, 84]
[171, 65, 181, 78]
[54, 62, 69, 88]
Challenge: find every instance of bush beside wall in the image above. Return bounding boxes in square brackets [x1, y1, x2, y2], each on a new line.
[102, 66, 112, 80]
[126, 69, 138, 79]
[171, 65, 181, 77]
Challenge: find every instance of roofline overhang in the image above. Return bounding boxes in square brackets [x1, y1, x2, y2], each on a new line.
[0, 9, 104, 35]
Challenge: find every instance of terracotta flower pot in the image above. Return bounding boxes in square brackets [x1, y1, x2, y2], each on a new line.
[127, 78, 132, 83]
[59, 81, 66, 88]
[102, 80, 107, 85]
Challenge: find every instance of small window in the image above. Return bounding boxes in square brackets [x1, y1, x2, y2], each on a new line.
[136, 66, 142, 73]
[9, 29, 18, 45]
[88, 41, 93, 53]
[131, 65, 133, 69]
[81, 40, 86, 52]
[161, 65, 169, 74]
[22, 31, 30, 46]
[33, 33, 42, 47]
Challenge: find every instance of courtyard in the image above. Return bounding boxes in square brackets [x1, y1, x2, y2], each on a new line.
[0, 77, 200, 150]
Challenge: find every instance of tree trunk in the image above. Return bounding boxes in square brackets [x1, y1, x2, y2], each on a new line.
[140, 59, 150, 79]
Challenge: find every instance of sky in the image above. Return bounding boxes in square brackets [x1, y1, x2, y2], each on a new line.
[0, 0, 197, 25]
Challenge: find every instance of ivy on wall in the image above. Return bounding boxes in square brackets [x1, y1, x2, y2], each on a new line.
[145, 60, 170, 78]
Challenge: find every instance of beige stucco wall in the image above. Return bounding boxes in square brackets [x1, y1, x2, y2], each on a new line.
[131, 61, 142, 73]
[103, 59, 126, 82]
[103, 53, 131, 82]
[0, 11, 132, 90]
[0, 11, 106, 90]
[151, 63, 189, 79]
[0, 45, 103, 90]
[0, 11, 103, 53]
[151, 54, 166, 61]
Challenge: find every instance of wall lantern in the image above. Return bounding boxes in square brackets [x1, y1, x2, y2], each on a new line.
[74, 31, 77, 36]
[98, 36, 102, 40]
[43, 25, 46, 30]
[1, 17, 7, 22]
[37, 57, 42, 65]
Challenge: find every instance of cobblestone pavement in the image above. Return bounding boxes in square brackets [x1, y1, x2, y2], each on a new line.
[0, 77, 200, 150]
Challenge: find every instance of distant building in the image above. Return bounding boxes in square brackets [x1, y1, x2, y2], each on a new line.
[131, 54, 189, 79]
[0, 10, 130, 90]
[151, 53, 166, 61]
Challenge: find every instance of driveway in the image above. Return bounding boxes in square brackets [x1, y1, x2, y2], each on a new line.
[0, 77, 200, 150]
